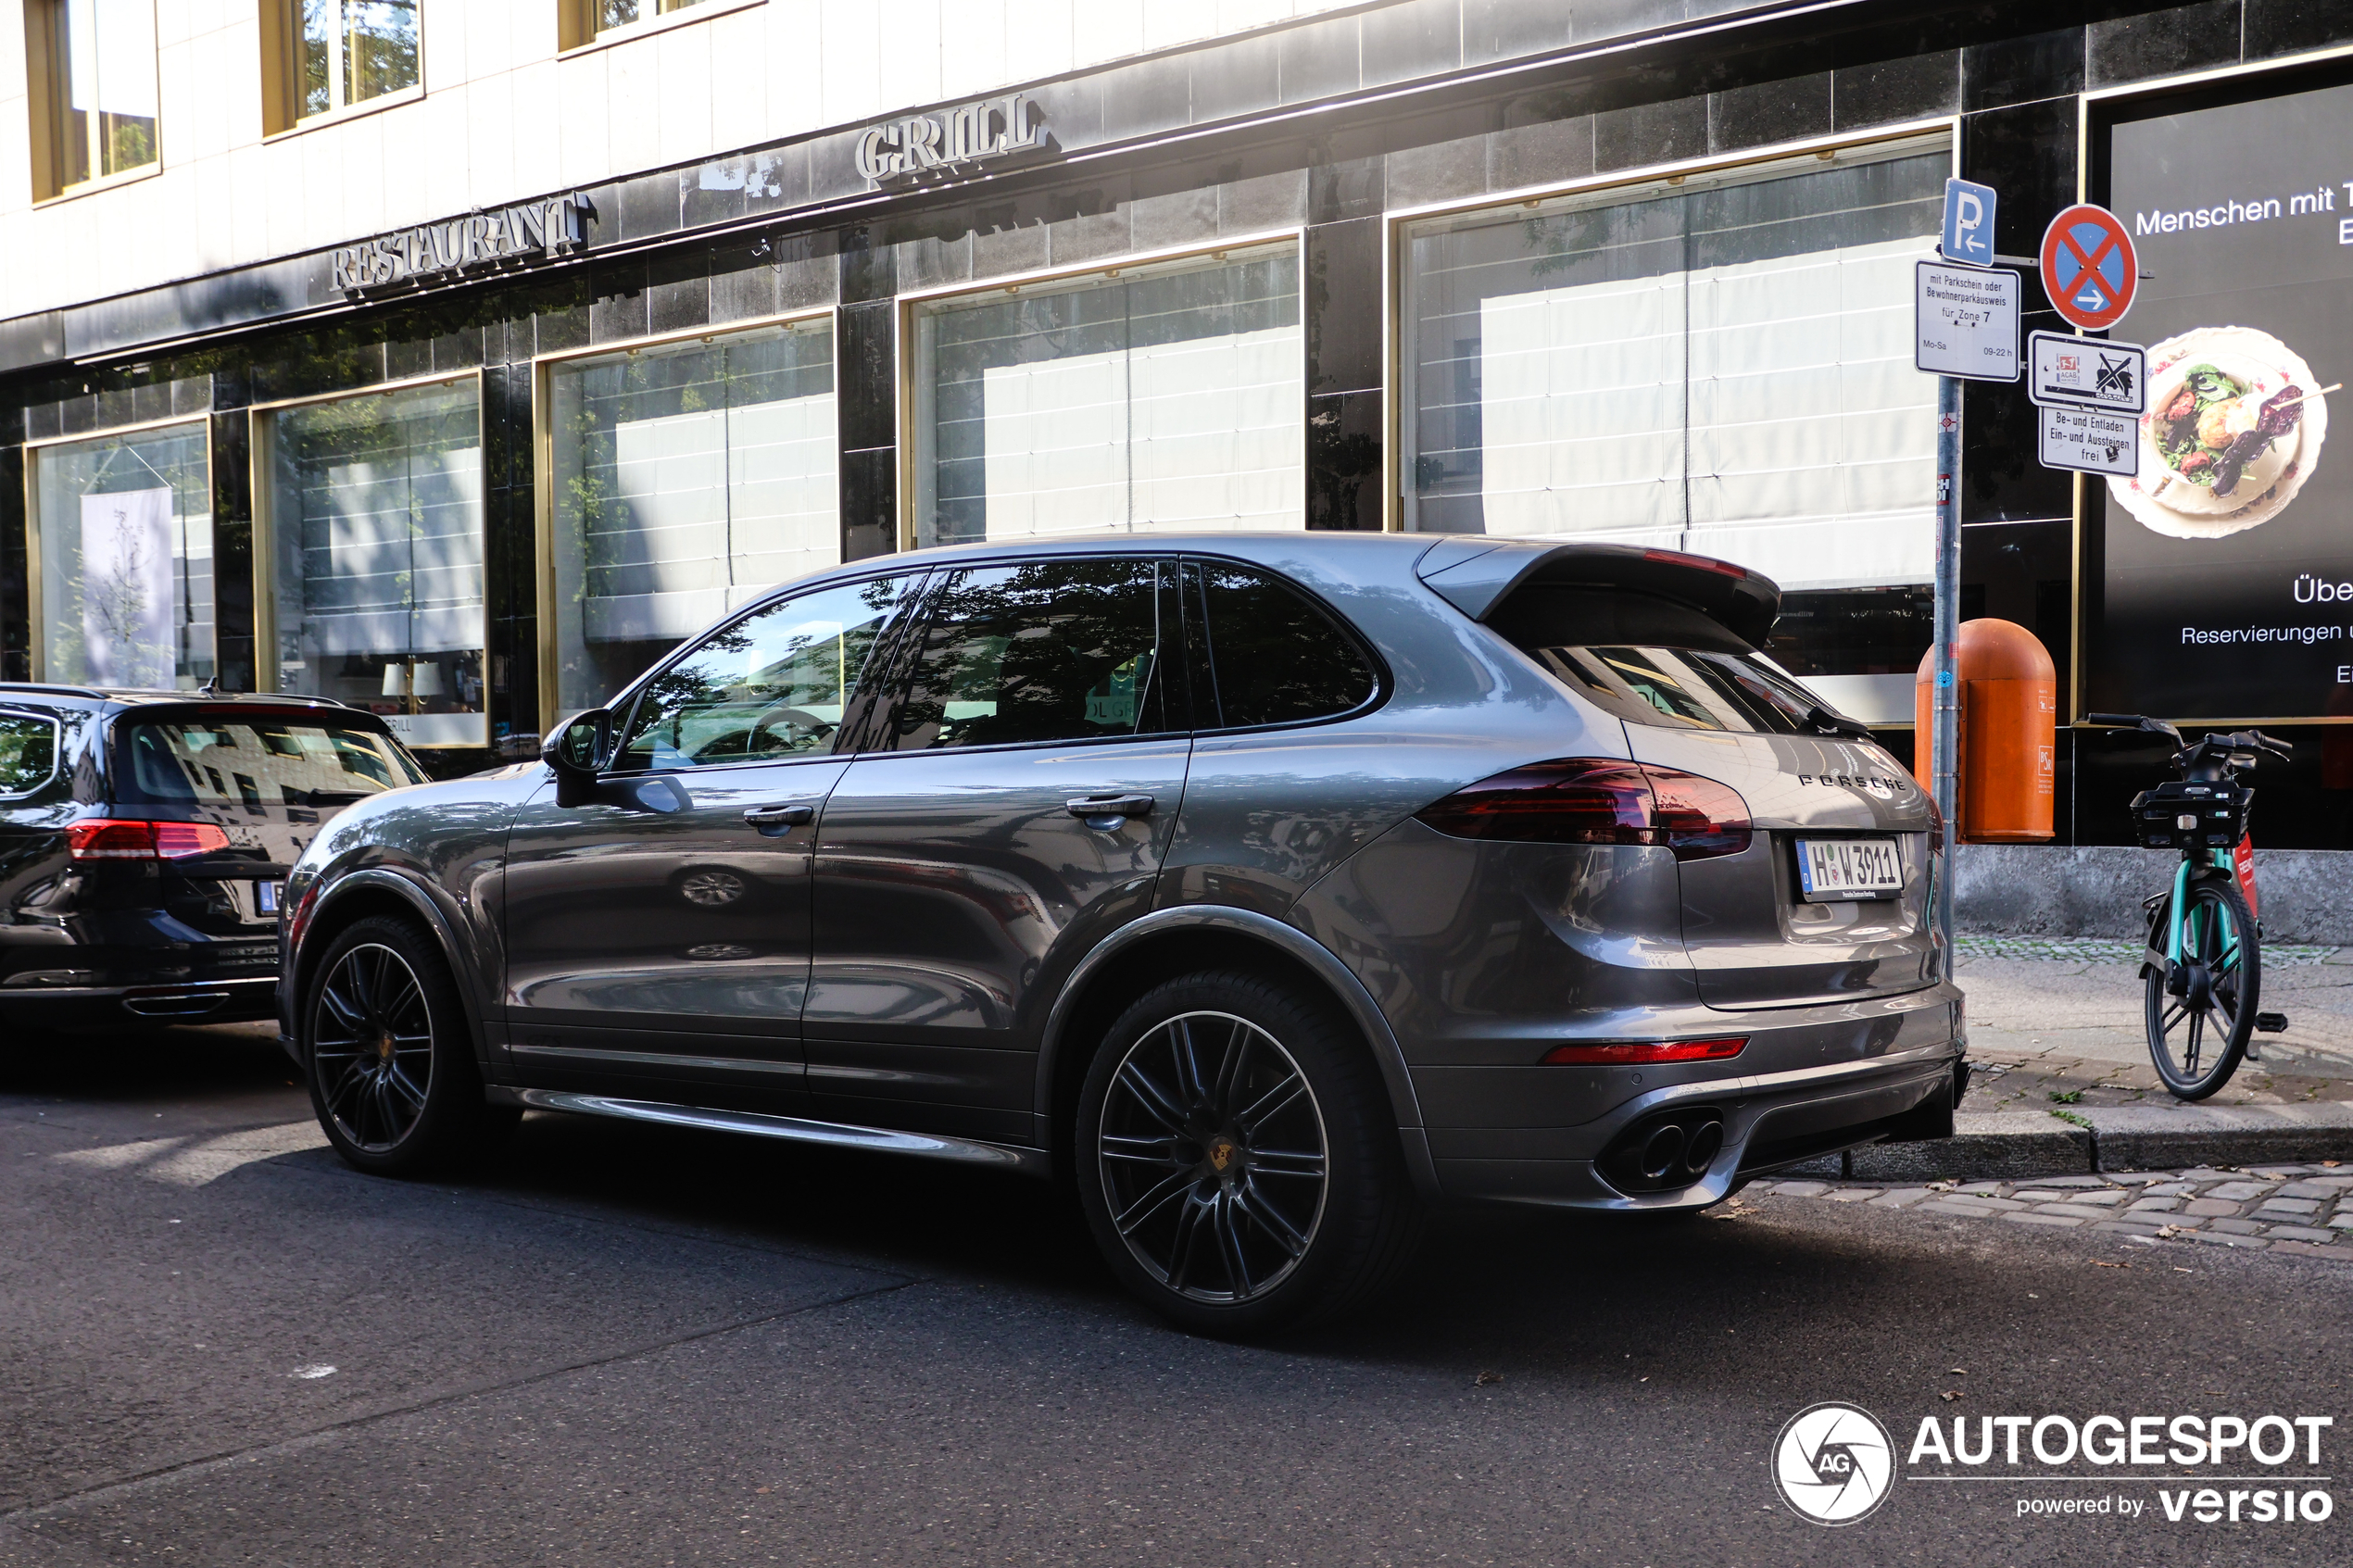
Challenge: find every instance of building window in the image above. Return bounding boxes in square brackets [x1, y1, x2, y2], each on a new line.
[30, 422, 212, 688]
[910, 245, 1304, 548]
[1401, 142, 1945, 720]
[258, 378, 486, 750]
[27, 0, 160, 198]
[560, 0, 713, 48]
[264, 1, 420, 131]
[544, 319, 839, 721]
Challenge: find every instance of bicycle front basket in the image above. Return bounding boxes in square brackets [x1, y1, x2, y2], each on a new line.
[2130, 779, 2251, 852]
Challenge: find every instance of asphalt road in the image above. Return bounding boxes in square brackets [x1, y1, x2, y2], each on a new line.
[4, 1022, 2348, 1567]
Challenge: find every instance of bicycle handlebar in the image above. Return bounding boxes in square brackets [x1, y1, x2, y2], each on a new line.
[2083, 713, 2291, 771]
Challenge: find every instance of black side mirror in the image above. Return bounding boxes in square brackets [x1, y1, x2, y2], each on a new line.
[542, 708, 612, 808]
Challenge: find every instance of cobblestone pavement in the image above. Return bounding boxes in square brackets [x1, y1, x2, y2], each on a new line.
[1748, 1162, 2353, 1261]
[1955, 939, 2353, 1108]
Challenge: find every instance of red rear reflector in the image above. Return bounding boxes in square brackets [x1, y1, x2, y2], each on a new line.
[1541, 1036, 1747, 1066]
[66, 821, 231, 859]
[1415, 759, 1752, 860]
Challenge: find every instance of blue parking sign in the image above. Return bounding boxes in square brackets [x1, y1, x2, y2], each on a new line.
[1941, 178, 1996, 266]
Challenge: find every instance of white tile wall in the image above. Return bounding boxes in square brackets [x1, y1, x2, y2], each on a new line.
[6, 0, 1370, 317]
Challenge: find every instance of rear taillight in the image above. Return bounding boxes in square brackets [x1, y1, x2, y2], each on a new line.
[66, 820, 231, 860]
[1541, 1036, 1747, 1066]
[1642, 546, 1748, 581]
[1414, 759, 1752, 860]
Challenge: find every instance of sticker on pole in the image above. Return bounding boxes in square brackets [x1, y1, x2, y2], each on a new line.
[2039, 205, 2138, 332]
[2027, 331, 2146, 414]
[2038, 404, 2139, 477]
[1914, 260, 2020, 381]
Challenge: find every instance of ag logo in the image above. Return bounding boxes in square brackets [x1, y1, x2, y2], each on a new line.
[1772, 1402, 1894, 1525]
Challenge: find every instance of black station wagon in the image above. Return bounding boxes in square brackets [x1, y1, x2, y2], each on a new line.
[0, 686, 423, 1032]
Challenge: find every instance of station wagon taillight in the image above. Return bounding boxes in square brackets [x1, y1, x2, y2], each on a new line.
[66, 821, 232, 860]
[1414, 759, 1752, 861]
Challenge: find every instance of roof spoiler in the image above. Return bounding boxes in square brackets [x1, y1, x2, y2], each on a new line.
[1413, 539, 1781, 648]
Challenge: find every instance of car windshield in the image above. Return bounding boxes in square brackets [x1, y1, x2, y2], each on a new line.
[1493, 586, 1832, 736]
[114, 714, 427, 808]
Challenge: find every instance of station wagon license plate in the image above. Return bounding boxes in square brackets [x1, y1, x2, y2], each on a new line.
[1794, 838, 1903, 902]
[255, 880, 280, 914]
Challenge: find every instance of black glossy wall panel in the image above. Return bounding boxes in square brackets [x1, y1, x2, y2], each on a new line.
[2087, 2, 2243, 89]
[0, 443, 23, 679]
[1308, 391, 1383, 532]
[836, 300, 897, 455]
[1306, 218, 1382, 397]
[839, 447, 898, 563]
[209, 409, 254, 694]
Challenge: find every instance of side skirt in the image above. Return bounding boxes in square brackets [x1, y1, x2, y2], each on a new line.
[495, 1086, 1051, 1176]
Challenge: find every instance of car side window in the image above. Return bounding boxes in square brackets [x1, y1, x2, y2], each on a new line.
[0, 712, 60, 797]
[887, 558, 1172, 751]
[1189, 560, 1376, 729]
[617, 575, 918, 771]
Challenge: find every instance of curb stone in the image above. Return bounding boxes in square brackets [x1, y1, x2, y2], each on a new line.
[1776, 1103, 2353, 1183]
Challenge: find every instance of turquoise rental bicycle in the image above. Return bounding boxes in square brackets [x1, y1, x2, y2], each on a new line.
[2086, 715, 2292, 1099]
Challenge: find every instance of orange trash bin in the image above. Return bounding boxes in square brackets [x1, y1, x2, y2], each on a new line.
[1912, 619, 2056, 844]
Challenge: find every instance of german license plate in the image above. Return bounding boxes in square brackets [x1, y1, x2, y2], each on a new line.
[1794, 838, 1903, 902]
[255, 880, 280, 914]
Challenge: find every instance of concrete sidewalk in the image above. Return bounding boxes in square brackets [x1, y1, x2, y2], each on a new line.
[1798, 938, 2353, 1181]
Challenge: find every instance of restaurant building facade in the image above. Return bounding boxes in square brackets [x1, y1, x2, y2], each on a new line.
[8, 0, 2353, 887]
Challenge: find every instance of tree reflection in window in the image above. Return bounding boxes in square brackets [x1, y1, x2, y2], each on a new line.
[890, 560, 1169, 751]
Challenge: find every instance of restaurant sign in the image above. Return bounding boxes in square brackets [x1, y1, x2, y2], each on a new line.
[331, 193, 593, 295]
[855, 94, 1050, 186]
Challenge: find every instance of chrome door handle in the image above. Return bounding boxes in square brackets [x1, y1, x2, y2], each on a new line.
[1065, 793, 1155, 821]
[743, 803, 817, 834]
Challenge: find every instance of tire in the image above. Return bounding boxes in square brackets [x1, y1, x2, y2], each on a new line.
[1074, 970, 1424, 1336]
[303, 915, 517, 1175]
[2145, 877, 2259, 1100]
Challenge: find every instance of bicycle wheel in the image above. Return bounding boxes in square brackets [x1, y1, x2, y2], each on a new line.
[2145, 877, 2259, 1099]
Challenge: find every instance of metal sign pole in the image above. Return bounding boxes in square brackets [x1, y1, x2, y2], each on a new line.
[1932, 376, 1961, 978]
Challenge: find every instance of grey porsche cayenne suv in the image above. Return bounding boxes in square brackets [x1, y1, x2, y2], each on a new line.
[279, 533, 1962, 1333]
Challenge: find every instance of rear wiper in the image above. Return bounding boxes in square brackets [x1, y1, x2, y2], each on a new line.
[1802, 704, 1878, 743]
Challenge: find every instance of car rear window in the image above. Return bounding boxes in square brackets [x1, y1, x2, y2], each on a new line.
[113, 714, 426, 808]
[1190, 561, 1377, 729]
[1496, 587, 1831, 736]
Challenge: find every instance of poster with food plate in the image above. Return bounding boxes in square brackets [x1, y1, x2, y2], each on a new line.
[2091, 75, 2351, 720]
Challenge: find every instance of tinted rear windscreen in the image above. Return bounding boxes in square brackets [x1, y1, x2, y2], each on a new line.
[1497, 588, 1829, 736]
[114, 716, 427, 808]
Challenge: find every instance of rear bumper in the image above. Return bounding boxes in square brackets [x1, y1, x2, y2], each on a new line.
[0, 975, 281, 1030]
[1415, 982, 1965, 1210]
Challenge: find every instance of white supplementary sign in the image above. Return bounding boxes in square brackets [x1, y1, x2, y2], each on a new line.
[1914, 260, 2021, 381]
[2028, 331, 2147, 414]
[2039, 404, 2139, 477]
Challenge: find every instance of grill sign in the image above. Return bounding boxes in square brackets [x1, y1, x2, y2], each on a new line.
[1795, 838, 1905, 902]
[854, 94, 1050, 186]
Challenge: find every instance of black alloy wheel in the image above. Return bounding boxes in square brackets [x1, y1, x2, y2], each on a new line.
[1096, 1010, 1330, 1305]
[304, 915, 516, 1175]
[1076, 972, 1424, 1335]
[312, 940, 435, 1152]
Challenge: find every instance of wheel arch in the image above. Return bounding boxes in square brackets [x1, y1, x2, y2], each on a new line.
[295, 869, 494, 1071]
[1036, 907, 1438, 1199]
